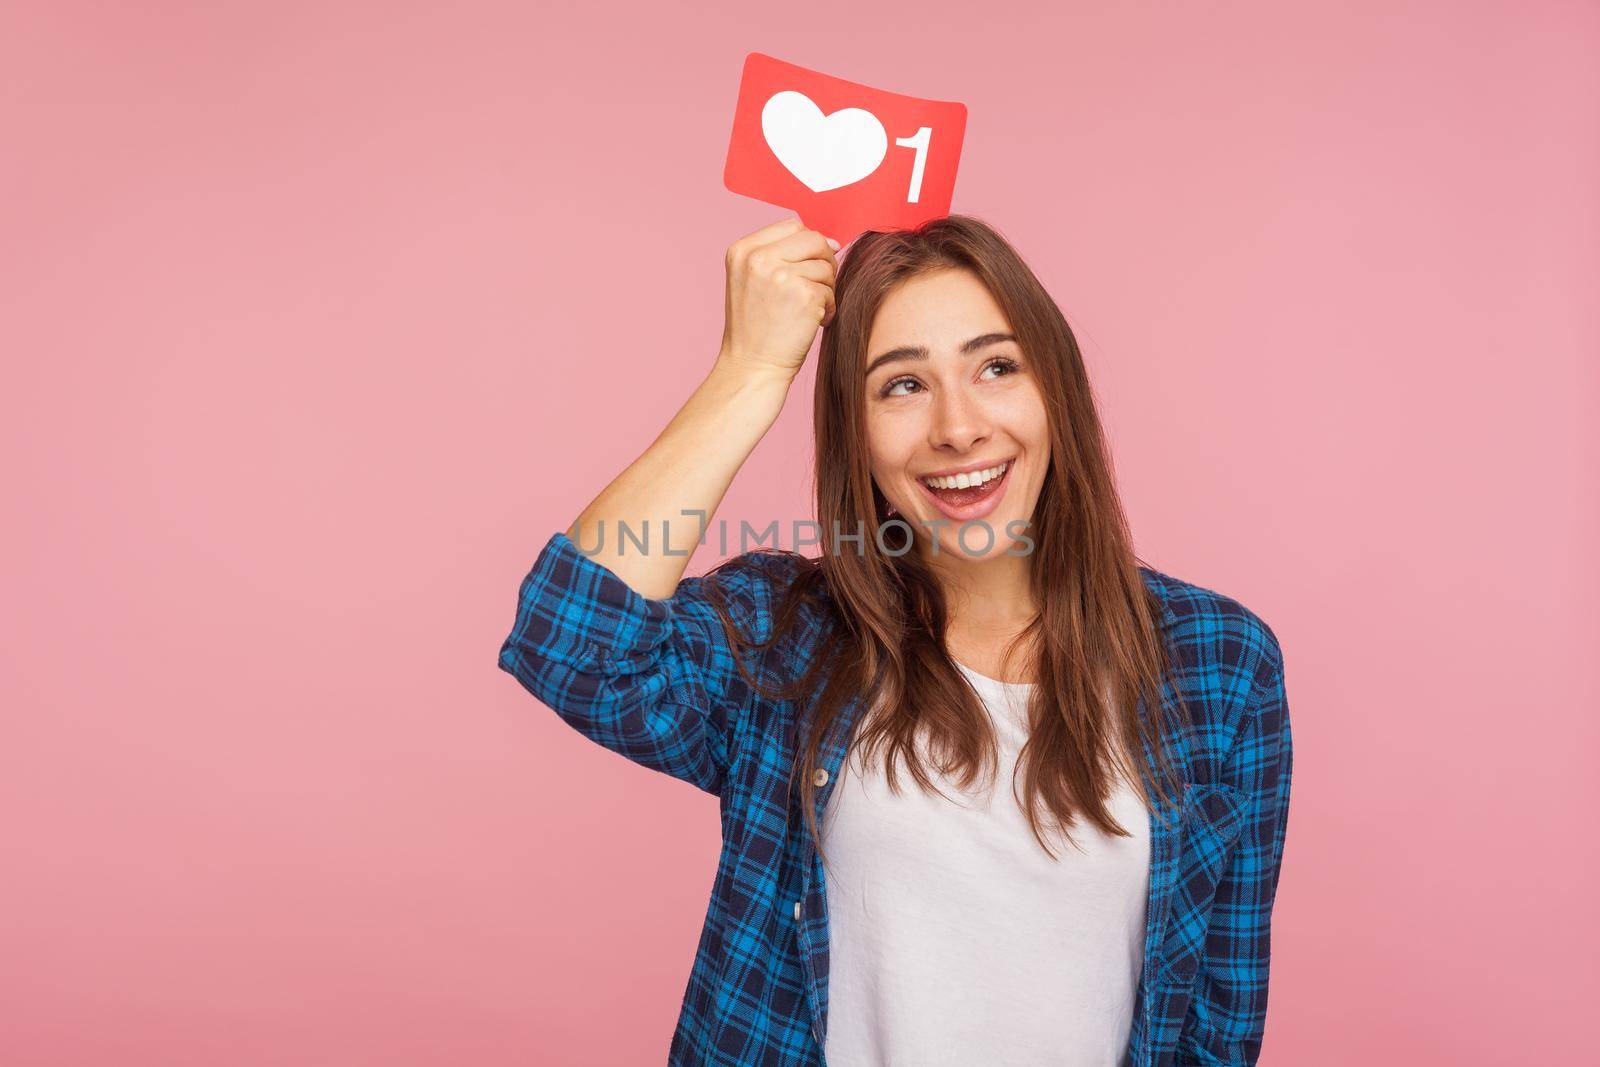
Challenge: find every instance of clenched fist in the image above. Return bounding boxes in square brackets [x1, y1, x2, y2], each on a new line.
[717, 216, 840, 383]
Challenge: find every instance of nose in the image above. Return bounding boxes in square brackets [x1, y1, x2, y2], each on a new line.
[928, 380, 991, 454]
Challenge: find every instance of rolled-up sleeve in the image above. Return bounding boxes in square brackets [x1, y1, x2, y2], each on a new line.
[1178, 627, 1293, 1064]
[496, 530, 798, 796]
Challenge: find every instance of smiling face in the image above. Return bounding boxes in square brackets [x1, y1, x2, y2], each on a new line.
[863, 267, 1051, 563]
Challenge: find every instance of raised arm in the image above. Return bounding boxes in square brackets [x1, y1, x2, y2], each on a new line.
[497, 216, 839, 794]
[567, 215, 839, 599]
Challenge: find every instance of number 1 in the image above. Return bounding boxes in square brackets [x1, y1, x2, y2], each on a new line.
[894, 127, 932, 204]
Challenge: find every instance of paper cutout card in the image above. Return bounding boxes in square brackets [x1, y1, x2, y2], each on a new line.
[723, 53, 968, 245]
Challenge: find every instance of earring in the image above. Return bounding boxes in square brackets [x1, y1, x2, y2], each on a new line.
[885, 503, 898, 517]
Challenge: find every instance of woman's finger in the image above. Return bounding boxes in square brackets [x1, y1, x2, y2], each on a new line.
[777, 257, 836, 286]
[762, 226, 839, 271]
[803, 278, 836, 325]
[728, 216, 807, 264]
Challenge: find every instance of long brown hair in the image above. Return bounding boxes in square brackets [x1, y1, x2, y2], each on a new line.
[706, 214, 1190, 874]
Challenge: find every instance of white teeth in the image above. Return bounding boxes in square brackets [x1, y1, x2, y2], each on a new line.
[922, 461, 1008, 491]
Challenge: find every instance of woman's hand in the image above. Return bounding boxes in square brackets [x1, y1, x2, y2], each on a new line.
[717, 216, 840, 383]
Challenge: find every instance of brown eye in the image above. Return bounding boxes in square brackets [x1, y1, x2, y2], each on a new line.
[880, 376, 921, 398]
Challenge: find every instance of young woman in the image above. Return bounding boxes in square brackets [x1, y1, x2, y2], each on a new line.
[498, 215, 1292, 1066]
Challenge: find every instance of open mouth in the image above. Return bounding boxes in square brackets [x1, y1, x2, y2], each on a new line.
[916, 459, 1014, 521]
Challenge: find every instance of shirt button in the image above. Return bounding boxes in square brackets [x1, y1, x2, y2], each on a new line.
[813, 768, 829, 787]
[793, 901, 802, 920]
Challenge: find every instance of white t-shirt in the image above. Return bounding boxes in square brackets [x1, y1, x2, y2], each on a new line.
[819, 663, 1150, 1067]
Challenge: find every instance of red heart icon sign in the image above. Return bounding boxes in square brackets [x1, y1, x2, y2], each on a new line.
[723, 53, 968, 244]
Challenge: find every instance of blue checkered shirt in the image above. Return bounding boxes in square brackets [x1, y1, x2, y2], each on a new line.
[498, 530, 1292, 1066]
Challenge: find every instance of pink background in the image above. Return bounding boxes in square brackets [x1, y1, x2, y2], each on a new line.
[3, 3, 1596, 1064]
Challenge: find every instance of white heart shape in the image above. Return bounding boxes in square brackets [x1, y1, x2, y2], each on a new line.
[760, 90, 888, 193]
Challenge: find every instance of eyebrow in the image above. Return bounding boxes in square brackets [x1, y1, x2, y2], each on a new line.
[864, 332, 1017, 378]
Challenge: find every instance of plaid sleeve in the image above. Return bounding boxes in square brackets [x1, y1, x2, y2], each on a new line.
[496, 529, 795, 797]
[1178, 630, 1293, 1065]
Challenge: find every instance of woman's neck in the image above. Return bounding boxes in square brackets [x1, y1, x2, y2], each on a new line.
[927, 548, 1039, 685]
[924, 546, 1038, 628]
